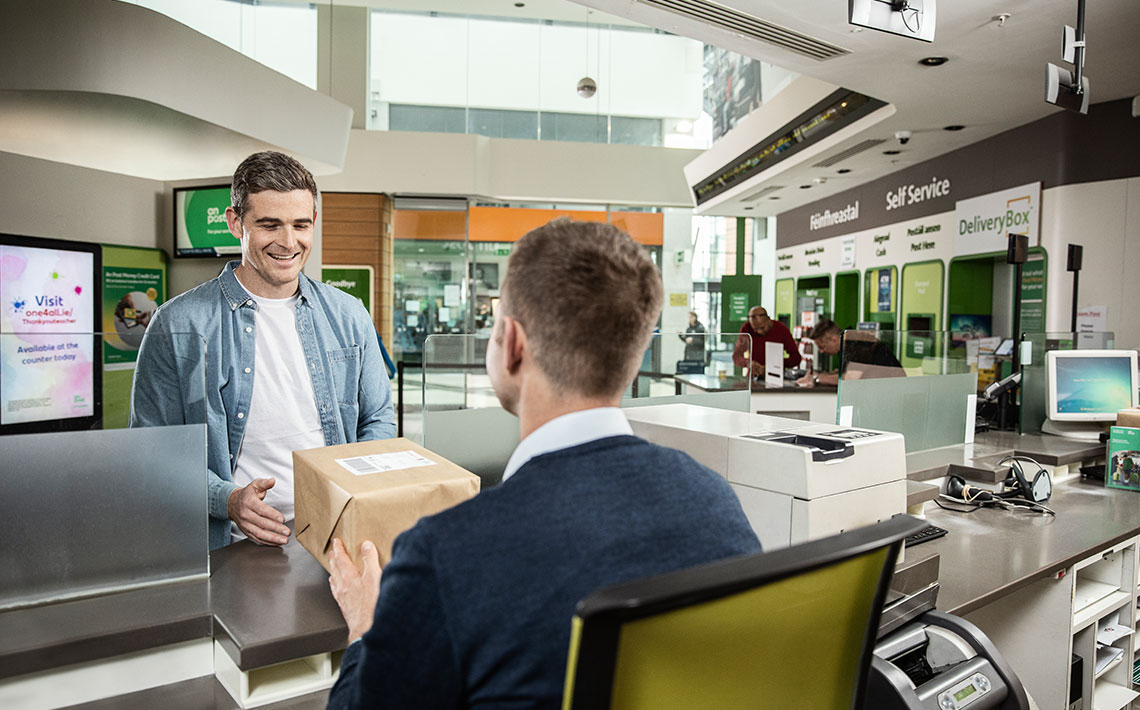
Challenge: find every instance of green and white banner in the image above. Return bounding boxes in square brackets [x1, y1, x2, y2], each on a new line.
[322, 265, 374, 318]
[954, 182, 1041, 257]
[102, 247, 166, 367]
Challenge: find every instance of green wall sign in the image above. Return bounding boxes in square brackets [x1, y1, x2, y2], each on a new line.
[729, 293, 749, 320]
[322, 265, 374, 318]
[1019, 254, 1046, 334]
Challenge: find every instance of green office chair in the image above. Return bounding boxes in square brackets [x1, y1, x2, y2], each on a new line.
[562, 516, 925, 710]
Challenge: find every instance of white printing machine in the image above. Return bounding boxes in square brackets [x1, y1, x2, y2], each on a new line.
[624, 403, 907, 551]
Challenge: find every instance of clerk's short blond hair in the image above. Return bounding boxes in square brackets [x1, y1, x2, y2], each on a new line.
[500, 219, 663, 398]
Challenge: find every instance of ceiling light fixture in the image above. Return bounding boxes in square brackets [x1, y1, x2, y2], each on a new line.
[837, 168, 852, 174]
[943, 124, 965, 131]
[799, 185, 812, 189]
[993, 13, 1011, 27]
[919, 56, 948, 66]
[883, 149, 901, 155]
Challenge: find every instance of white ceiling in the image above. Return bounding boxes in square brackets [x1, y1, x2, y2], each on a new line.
[573, 0, 1140, 216]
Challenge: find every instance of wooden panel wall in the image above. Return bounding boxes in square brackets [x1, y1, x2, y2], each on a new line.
[321, 193, 393, 350]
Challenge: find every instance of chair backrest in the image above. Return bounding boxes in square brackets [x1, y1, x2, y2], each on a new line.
[562, 516, 924, 710]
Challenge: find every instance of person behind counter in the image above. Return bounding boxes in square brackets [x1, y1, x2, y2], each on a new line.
[680, 310, 706, 362]
[131, 151, 395, 550]
[797, 318, 904, 387]
[326, 219, 761, 709]
[731, 305, 802, 376]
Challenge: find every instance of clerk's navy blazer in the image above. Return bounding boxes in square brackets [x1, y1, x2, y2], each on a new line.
[328, 435, 762, 710]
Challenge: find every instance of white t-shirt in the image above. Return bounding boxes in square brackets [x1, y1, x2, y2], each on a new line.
[231, 290, 324, 541]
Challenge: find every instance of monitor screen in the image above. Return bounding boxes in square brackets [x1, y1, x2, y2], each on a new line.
[1, 234, 102, 433]
[1047, 350, 1138, 421]
[173, 185, 239, 258]
[994, 338, 1015, 357]
[906, 315, 933, 332]
[949, 314, 992, 343]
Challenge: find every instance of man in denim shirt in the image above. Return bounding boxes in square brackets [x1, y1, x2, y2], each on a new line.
[131, 152, 395, 550]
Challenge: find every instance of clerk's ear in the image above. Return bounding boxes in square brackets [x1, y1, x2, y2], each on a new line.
[499, 316, 528, 375]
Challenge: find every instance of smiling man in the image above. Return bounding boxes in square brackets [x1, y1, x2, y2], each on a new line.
[131, 151, 395, 549]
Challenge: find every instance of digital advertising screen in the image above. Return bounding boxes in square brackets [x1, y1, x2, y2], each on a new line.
[1054, 355, 1135, 416]
[1, 234, 101, 432]
[174, 185, 239, 258]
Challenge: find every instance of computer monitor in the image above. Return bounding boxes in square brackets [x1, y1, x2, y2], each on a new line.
[173, 184, 239, 258]
[1, 233, 102, 434]
[1043, 350, 1139, 440]
[994, 338, 1015, 357]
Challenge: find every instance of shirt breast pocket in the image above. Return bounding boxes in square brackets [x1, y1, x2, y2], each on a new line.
[327, 346, 361, 406]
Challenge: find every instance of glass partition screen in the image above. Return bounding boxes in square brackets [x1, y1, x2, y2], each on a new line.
[0, 332, 209, 610]
[837, 330, 976, 453]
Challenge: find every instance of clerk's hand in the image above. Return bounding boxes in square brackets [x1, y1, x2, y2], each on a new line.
[796, 374, 815, 387]
[227, 477, 290, 545]
[329, 538, 382, 643]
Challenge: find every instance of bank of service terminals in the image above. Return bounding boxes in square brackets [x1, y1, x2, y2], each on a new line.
[624, 404, 906, 550]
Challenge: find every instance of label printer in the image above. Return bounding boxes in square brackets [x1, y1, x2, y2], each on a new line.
[624, 404, 907, 550]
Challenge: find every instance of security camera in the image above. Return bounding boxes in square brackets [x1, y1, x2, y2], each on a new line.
[894, 130, 912, 145]
[577, 77, 597, 99]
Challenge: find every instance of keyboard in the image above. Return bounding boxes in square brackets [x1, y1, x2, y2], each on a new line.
[905, 524, 948, 547]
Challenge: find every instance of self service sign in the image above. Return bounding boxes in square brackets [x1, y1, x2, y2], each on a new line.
[953, 182, 1041, 257]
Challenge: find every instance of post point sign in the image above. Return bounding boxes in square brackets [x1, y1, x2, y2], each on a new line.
[953, 182, 1041, 256]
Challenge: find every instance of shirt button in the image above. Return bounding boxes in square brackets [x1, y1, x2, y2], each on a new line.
[310, 361, 316, 369]
[245, 326, 252, 333]
[244, 367, 251, 374]
[237, 412, 245, 419]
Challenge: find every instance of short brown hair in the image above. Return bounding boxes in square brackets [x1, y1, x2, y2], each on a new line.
[231, 151, 318, 218]
[809, 319, 840, 340]
[501, 219, 663, 397]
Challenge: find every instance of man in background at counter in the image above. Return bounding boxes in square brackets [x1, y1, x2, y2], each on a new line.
[732, 305, 802, 376]
[326, 219, 761, 709]
[131, 151, 395, 550]
[797, 318, 903, 387]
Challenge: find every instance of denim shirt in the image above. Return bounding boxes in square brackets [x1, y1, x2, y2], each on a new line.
[130, 262, 396, 549]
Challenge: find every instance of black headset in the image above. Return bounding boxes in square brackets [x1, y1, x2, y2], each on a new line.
[944, 456, 1053, 510]
[997, 455, 1053, 503]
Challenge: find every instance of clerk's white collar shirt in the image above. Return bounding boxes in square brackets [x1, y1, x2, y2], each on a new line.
[500, 407, 633, 483]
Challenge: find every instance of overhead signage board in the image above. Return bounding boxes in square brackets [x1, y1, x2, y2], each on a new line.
[954, 182, 1041, 257]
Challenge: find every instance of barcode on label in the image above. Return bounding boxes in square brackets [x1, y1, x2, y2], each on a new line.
[340, 457, 382, 475]
[335, 451, 437, 476]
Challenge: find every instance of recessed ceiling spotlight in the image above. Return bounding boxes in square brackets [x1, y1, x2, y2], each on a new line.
[882, 149, 901, 155]
[799, 185, 812, 189]
[514, 2, 525, 6]
[743, 206, 755, 211]
[943, 125, 966, 131]
[812, 177, 828, 184]
[837, 168, 852, 174]
[769, 196, 781, 200]
[919, 57, 948, 67]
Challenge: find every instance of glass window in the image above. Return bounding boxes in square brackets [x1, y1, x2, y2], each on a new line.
[390, 105, 467, 134]
[540, 112, 607, 144]
[610, 116, 663, 147]
[468, 108, 539, 140]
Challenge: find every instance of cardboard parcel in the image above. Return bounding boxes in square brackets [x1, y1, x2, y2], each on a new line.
[294, 438, 480, 572]
[1118, 409, 1140, 429]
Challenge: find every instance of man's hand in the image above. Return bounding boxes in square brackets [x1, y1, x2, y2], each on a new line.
[329, 538, 382, 643]
[227, 478, 291, 545]
[796, 373, 815, 387]
[750, 362, 765, 376]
